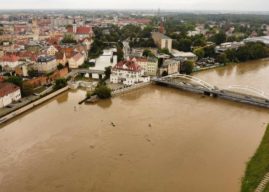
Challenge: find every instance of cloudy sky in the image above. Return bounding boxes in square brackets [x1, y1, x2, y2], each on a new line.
[0, 0, 269, 11]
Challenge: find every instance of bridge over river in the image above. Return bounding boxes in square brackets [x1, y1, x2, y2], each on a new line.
[152, 73, 269, 109]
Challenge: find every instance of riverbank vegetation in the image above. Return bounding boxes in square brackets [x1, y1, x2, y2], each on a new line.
[241, 125, 269, 192]
[53, 78, 67, 90]
[86, 81, 112, 100]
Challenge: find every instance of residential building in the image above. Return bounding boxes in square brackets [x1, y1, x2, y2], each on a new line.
[215, 42, 244, 53]
[110, 59, 150, 86]
[244, 36, 269, 46]
[0, 54, 20, 69]
[135, 57, 158, 76]
[0, 82, 21, 108]
[152, 32, 172, 52]
[68, 52, 85, 69]
[35, 55, 57, 73]
[15, 63, 29, 77]
[46, 45, 59, 56]
[159, 59, 180, 76]
[171, 49, 198, 62]
[55, 51, 67, 65]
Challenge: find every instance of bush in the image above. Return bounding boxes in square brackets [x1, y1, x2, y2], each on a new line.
[181, 61, 194, 75]
[94, 84, 111, 99]
[53, 78, 67, 90]
[57, 64, 65, 70]
[5, 76, 23, 88]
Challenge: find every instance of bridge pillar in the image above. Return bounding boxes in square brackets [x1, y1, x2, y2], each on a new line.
[204, 91, 211, 96]
[211, 93, 218, 98]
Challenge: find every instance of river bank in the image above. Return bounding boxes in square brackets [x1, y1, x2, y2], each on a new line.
[241, 125, 269, 192]
[0, 86, 69, 124]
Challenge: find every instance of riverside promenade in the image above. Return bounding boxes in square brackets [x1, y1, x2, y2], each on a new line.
[0, 87, 69, 124]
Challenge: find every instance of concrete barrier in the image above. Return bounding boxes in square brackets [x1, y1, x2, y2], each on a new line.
[112, 82, 152, 96]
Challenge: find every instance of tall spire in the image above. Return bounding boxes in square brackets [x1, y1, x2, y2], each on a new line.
[159, 20, 165, 34]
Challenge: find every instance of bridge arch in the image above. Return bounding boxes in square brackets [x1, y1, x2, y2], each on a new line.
[225, 85, 269, 100]
[161, 73, 216, 91]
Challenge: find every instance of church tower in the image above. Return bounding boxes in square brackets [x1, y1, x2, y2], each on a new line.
[72, 19, 77, 34]
[32, 18, 39, 41]
[159, 21, 165, 34]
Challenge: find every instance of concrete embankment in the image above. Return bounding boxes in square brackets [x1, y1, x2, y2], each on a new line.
[82, 82, 152, 104]
[112, 82, 152, 97]
[0, 87, 69, 124]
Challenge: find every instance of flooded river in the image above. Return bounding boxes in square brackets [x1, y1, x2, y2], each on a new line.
[0, 59, 269, 192]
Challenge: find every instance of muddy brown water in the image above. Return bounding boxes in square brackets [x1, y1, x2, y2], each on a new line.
[0, 59, 269, 192]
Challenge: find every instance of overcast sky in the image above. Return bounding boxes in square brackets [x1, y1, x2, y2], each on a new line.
[1, 0, 269, 11]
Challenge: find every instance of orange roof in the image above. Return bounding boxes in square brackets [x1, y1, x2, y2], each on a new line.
[114, 59, 142, 72]
[2, 55, 19, 62]
[0, 82, 20, 97]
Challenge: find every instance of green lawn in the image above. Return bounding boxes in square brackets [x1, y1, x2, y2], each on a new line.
[241, 125, 269, 192]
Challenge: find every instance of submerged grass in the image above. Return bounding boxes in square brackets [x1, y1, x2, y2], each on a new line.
[241, 125, 269, 192]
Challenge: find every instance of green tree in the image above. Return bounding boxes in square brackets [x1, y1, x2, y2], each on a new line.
[117, 46, 124, 62]
[22, 83, 34, 97]
[104, 66, 112, 80]
[5, 76, 23, 88]
[192, 35, 206, 47]
[53, 78, 67, 90]
[212, 31, 227, 45]
[61, 34, 77, 44]
[204, 45, 216, 58]
[225, 48, 238, 62]
[28, 69, 39, 78]
[143, 49, 155, 57]
[57, 64, 65, 70]
[194, 48, 205, 60]
[159, 48, 170, 55]
[181, 61, 194, 75]
[216, 53, 228, 64]
[177, 38, 192, 52]
[94, 84, 112, 99]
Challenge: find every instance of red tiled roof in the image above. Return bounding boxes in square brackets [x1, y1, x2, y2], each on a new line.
[67, 26, 92, 34]
[72, 52, 83, 62]
[18, 51, 38, 61]
[2, 55, 20, 62]
[76, 26, 92, 34]
[55, 51, 65, 60]
[114, 59, 142, 72]
[61, 47, 74, 59]
[0, 82, 20, 97]
[133, 57, 148, 62]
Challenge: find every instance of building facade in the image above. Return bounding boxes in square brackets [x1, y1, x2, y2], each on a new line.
[135, 57, 158, 76]
[0, 83, 21, 108]
[35, 55, 57, 73]
[110, 59, 150, 86]
[159, 59, 180, 76]
[68, 52, 85, 69]
[152, 32, 172, 52]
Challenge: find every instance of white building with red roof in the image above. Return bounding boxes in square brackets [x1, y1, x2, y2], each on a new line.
[110, 58, 150, 86]
[0, 54, 20, 69]
[0, 82, 21, 108]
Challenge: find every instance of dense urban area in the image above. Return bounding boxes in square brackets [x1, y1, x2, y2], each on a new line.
[1, 9, 269, 192]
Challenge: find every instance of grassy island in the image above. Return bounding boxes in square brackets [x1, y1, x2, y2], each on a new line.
[241, 125, 269, 192]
